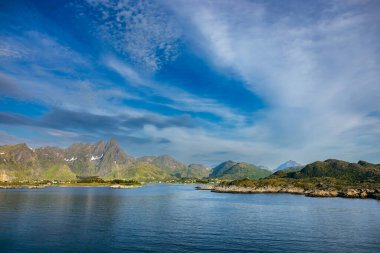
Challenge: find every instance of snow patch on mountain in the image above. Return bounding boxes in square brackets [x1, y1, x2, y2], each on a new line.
[90, 154, 103, 161]
[64, 157, 77, 162]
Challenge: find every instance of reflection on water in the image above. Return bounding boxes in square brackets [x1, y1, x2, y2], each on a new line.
[1, 184, 380, 252]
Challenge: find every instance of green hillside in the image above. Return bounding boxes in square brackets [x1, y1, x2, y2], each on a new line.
[41, 164, 77, 181]
[273, 159, 380, 182]
[210, 161, 272, 179]
[105, 162, 169, 181]
[209, 160, 237, 178]
[184, 164, 211, 178]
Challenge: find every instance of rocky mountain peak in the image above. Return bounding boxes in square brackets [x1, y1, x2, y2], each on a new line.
[106, 138, 119, 148]
[0, 143, 36, 164]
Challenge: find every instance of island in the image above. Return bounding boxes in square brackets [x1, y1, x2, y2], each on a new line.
[197, 159, 380, 200]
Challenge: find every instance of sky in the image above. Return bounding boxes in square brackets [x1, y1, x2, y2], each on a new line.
[0, 0, 379, 168]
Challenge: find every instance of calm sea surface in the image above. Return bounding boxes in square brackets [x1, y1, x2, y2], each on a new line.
[0, 184, 379, 252]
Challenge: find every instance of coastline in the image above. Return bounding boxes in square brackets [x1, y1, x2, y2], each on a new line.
[196, 184, 380, 200]
[0, 183, 142, 189]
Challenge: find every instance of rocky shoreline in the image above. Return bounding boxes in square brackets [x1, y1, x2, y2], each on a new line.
[196, 185, 380, 200]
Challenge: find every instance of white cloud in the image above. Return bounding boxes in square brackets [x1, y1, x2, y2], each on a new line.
[82, 0, 181, 71]
[165, 0, 380, 165]
[105, 57, 145, 86]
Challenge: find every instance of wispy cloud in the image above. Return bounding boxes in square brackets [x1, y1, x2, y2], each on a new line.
[165, 0, 380, 165]
[47, 129, 80, 138]
[106, 57, 246, 124]
[0, 31, 88, 74]
[0, 40, 28, 59]
[79, 0, 181, 72]
[0, 108, 194, 133]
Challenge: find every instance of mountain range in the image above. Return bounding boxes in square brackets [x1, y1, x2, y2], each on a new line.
[0, 139, 211, 181]
[2, 140, 378, 183]
[0, 139, 276, 182]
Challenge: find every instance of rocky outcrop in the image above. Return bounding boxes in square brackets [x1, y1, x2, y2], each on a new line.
[196, 185, 380, 200]
[337, 188, 380, 199]
[197, 185, 304, 194]
[195, 185, 216, 190]
[305, 189, 338, 197]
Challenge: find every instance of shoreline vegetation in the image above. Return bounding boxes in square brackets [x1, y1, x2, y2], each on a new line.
[0, 178, 143, 189]
[196, 178, 380, 200]
[0, 178, 218, 189]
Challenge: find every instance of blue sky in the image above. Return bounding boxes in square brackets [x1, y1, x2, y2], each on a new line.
[0, 0, 379, 168]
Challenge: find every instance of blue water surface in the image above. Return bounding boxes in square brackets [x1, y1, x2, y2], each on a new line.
[0, 184, 379, 252]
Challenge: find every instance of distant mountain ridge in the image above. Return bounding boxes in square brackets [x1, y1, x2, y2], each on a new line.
[0, 139, 210, 181]
[273, 159, 380, 182]
[210, 160, 272, 179]
[273, 160, 303, 172]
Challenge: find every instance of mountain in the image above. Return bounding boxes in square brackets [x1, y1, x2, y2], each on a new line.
[184, 164, 211, 178]
[273, 160, 303, 172]
[97, 139, 132, 176]
[210, 161, 272, 179]
[62, 139, 134, 177]
[151, 155, 188, 176]
[133, 155, 205, 178]
[63, 141, 104, 176]
[135, 155, 210, 178]
[273, 159, 380, 182]
[0, 143, 77, 181]
[209, 160, 238, 178]
[0, 140, 210, 181]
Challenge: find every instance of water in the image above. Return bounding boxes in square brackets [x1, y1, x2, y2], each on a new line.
[0, 184, 379, 253]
